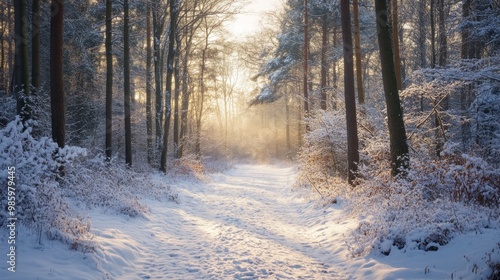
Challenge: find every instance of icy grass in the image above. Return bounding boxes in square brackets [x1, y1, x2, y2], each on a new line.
[0, 117, 177, 253]
[296, 110, 500, 276]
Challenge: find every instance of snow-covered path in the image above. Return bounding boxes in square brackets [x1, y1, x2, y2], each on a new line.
[95, 164, 344, 279]
[4, 164, 499, 279]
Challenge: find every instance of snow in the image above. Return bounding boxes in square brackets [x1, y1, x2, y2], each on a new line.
[1, 164, 499, 279]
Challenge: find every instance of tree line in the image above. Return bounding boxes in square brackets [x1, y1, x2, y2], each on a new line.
[1, 0, 254, 171]
[251, 0, 499, 184]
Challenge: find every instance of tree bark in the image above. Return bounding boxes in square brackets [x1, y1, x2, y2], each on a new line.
[374, 0, 409, 176]
[32, 0, 40, 90]
[340, 0, 360, 185]
[303, 0, 309, 121]
[437, 0, 447, 67]
[146, 3, 153, 163]
[124, 0, 132, 166]
[50, 0, 65, 148]
[173, 31, 181, 159]
[320, 15, 328, 110]
[14, 0, 30, 120]
[353, 0, 365, 104]
[152, 6, 163, 159]
[430, 0, 436, 68]
[391, 0, 402, 91]
[105, 0, 113, 161]
[160, 0, 179, 172]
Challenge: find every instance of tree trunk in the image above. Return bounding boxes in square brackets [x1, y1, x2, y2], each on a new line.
[438, 0, 447, 67]
[178, 25, 193, 159]
[124, 0, 132, 166]
[105, 0, 113, 161]
[435, 0, 448, 156]
[160, 0, 179, 172]
[14, 0, 30, 120]
[32, 0, 40, 90]
[303, 0, 309, 121]
[391, 0, 402, 91]
[332, 23, 338, 110]
[146, 2, 153, 163]
[173, 31, 181, 159]
[353, 0, 365, 104]
[285, 85, 291, 159]
[340, 0, 360, 185]
[320, 15, 328, 110]
[50, 0, 65, 148]
[418, 0, 427, 69]
[152, 7, 163, 159]
[430, 0, 436, 68]
[460, 0, 473, 150]
[195, 43, 207, 160]
[375, 0, 409, 176]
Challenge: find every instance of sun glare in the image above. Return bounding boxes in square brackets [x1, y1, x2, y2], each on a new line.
[226, 0, 281, 39]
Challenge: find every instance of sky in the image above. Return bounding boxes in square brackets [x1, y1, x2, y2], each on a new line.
[226, 0, 281, 37]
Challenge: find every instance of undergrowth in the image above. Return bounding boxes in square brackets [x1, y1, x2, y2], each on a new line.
[0, 117, 178, 253]
[296, 108, 500, 261]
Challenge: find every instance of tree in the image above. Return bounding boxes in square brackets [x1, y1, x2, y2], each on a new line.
[146, 2, 153, 163]
[13, 0, 30, 120]
[303, 0, 309, 120]
[32, 0, 41, 90]
[391, 0, 403, 91]
[320, 13, 328, 110]
[374, 0, 409, 176]
[50, 0, 65, 148]
[160, 0, 179, 172]
[353, 0, 365, 104]
[340, 0, 359, 184]
[123, 0, 132, 166]
[105, 0, 113, 161]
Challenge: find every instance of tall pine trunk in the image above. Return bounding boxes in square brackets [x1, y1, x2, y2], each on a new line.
[340, 0, 360, 185]
[32, 0, 40, 90]
[50, 0, 65, 148]
[375, 0, 409, 176]
[173, 31, 181, 159]
[146, 3, 153, 163]
[320, 15, 328, 110]
[152, 8, 163, 159]
[391, 0, 402, 91]
[14, 0, 30, 120]
[303, 0, 309, 121]
[160, 0, 179, 172]
[123, 0, 132, 166]
[353, 0, 365, 105]
[105, 0, 113, 161]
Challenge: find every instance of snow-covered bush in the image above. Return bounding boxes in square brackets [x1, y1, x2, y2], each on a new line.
[296, 110, 348, 194]
[0, 117, 93, 251]
[296, 103, 499, 257]
[346, 136, 500, 256]
[60, 154, 178, 217]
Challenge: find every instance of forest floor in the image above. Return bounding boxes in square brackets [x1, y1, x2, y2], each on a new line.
[3, 164, 499, 279]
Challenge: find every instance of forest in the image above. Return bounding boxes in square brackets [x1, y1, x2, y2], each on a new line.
[0, 0, 499, 279]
